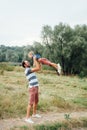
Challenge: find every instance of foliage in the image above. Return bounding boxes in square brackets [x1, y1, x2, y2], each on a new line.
[0, 23, 87, 76]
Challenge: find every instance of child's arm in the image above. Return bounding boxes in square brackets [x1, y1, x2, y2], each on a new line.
[33, 56, 37, 67]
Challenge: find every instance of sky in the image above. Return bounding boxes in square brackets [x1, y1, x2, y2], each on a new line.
[0, 0, 87, 46]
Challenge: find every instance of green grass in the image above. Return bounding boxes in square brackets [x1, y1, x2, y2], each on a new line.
[0, 66, 87, 119]
[73, 97, 87, 107]
[11, 118, 87, 130]
[10, 125, 31, 130]
[0, 62, 15, 72]
[34, 118, 87, 130]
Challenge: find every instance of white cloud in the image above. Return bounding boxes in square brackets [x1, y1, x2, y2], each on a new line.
[0, 36, 41, 46]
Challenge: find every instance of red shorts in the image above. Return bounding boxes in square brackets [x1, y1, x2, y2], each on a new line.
[29, 87, 38, 105]
[38, 58, 51, 66]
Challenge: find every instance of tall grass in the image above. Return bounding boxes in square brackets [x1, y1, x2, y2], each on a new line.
[12, 118, 87, 130]
[0, 62, 15, 72]
[34, 118, 87, 130]
[0, 66, 87, 119]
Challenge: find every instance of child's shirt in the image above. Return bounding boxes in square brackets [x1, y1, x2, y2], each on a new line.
[33, 54, 41, 60]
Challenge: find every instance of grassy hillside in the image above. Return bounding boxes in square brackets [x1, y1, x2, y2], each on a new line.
[0, 65, 87, 119]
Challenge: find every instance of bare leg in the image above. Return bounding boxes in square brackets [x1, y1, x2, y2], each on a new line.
[38, 58, 57, 69]
[26, 104, 32, 118]
[32, 103, 41, 118]
[50, 62, 58, 70]
[33, 103, 37, 115]
[38, 58, 61, 75]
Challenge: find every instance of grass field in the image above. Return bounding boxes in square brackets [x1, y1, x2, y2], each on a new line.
[0, 65, 87, 119]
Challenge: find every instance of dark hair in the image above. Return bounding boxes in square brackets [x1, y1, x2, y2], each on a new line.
[22, 61, 25, 68]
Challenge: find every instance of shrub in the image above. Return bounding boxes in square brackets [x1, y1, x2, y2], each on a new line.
[79, 68, 87, 78]
[0, 63, 14, 71]
[51, 96, 71, 109]
[0, 69, 4, 75]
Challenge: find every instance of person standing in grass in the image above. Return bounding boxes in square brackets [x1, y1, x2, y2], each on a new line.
[28, 51, 61, 75]
[22, 60, 41, 123]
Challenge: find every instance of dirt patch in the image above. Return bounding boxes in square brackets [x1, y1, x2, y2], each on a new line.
[0, 111, 87, 130]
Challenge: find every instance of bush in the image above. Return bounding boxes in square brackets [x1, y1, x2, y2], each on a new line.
[0, 63, 14, 71]
[0, 69, 4, 75]
[79, 68, 87, 78]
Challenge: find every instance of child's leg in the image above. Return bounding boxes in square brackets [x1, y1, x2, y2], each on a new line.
[48, 62, 61, 75]
[50, 62, 58, 70]
[38, 58, 61, 75]
[38, 58, 57, 70]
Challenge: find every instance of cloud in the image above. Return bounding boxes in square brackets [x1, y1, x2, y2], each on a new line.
[0, 36, 41, 46]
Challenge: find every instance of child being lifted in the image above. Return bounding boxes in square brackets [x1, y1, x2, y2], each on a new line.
[28, 51, 61, 75]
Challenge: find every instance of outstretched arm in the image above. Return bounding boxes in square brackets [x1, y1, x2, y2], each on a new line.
[31, 58, 41, 72]
[33, 56, 37, 67]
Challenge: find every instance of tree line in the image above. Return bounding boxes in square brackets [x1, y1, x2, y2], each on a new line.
[0, 23, 87, 76]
